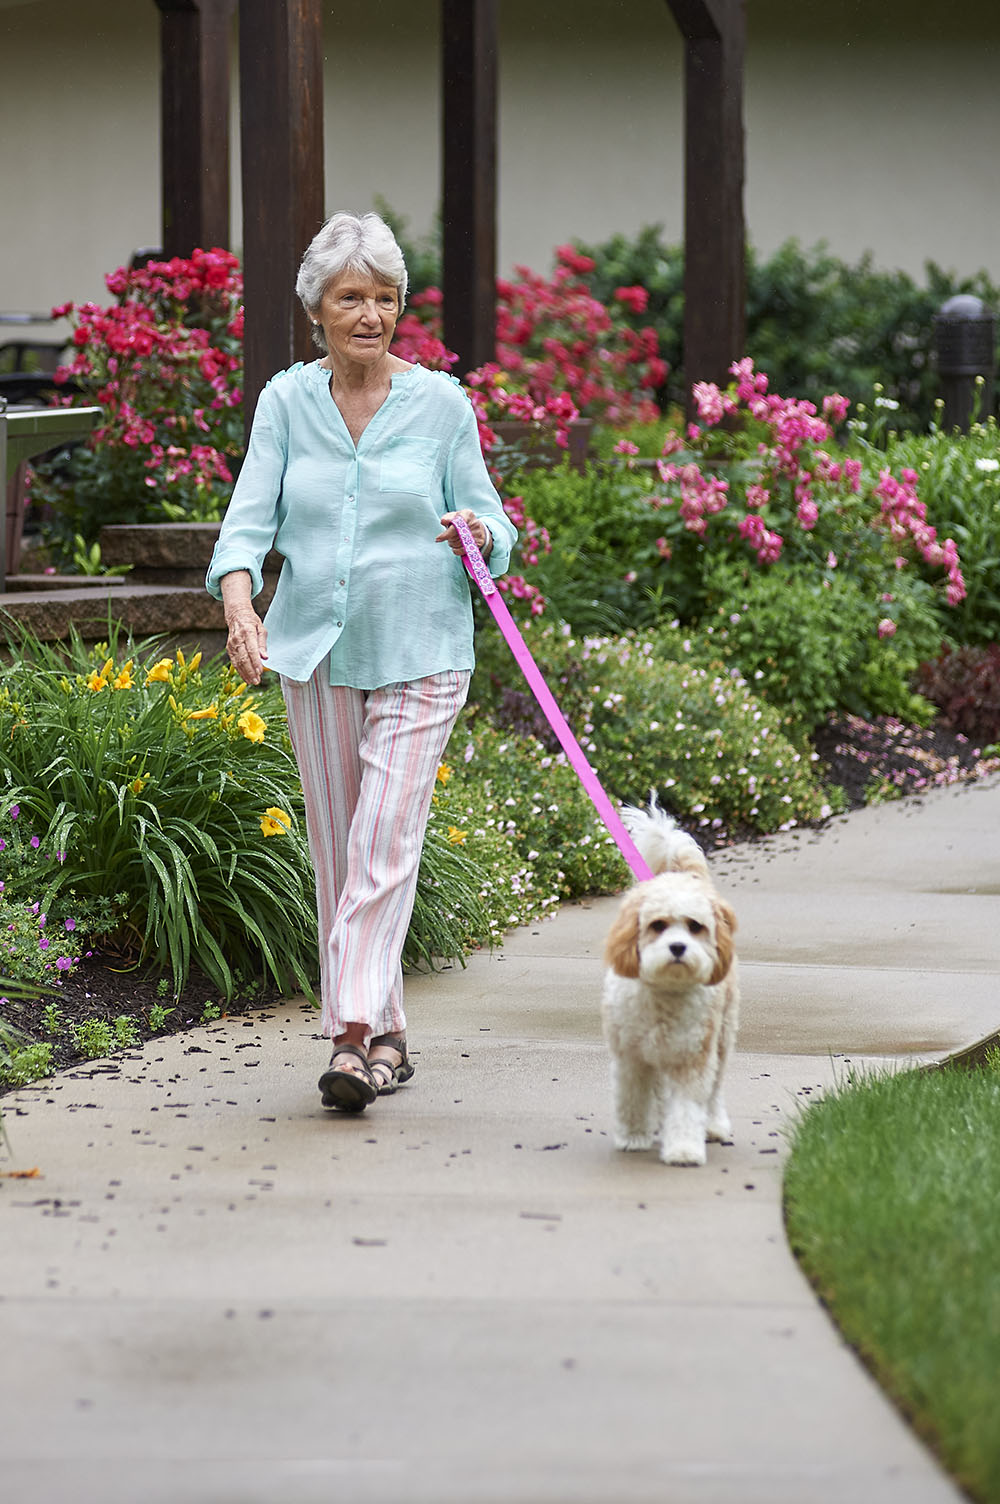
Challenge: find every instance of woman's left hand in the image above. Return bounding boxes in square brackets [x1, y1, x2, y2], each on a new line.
[437, 509, 492, 559]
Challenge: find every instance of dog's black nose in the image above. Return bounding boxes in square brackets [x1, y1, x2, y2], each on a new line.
[669, 941, 687, 959]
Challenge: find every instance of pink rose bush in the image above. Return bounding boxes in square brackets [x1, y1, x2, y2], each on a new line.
[392, 244, 667, 427]
[31, 249, 244, 561]
[650, 357, 965, 621]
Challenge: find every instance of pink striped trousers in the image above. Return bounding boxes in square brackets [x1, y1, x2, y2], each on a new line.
[281, 667, 470, 1041]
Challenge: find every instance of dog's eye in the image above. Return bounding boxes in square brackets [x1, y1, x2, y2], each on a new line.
[648, 919, 670, 933]
[687, 920, 706, 935]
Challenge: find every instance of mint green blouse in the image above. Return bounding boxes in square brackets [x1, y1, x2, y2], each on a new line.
[206, 361, 517, 687]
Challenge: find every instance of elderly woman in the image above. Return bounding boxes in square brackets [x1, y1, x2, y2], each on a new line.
[206, 210, 516, 1113]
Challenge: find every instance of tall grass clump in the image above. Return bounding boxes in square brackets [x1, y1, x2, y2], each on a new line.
[784, 1062, 1000, 1503]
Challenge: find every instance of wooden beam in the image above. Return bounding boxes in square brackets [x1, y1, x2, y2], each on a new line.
[666, 0, 746, 405]
[238, 0, 324, 432]
[441, 0, 498, 375]
[155, 0, 236, 258]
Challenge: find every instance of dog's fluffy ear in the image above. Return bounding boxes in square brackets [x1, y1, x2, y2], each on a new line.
[604, 890, 642, 979]
[708, 896, 737, 985]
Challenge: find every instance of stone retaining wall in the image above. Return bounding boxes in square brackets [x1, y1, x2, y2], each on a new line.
[0, 523, 279, 659]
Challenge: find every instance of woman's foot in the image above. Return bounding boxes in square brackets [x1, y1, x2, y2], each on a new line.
[367, 1035, 415, 1096]
[318, 1041, 378, 1112]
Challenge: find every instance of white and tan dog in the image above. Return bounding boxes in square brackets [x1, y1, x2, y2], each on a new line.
[601, 799, 739, 1166]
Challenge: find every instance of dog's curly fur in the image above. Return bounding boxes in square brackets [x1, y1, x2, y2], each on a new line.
[601, 799, 739, 1166]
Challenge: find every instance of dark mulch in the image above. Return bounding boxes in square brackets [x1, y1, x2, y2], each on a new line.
[2, 712, 997, 1089]
[1, 959, 286, 1087]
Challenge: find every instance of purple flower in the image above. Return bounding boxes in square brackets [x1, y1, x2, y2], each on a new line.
[0, 839, 6, 851]
[9, 805, 19, 820]
[38, 913, 46, 927]
[64, 918, 76, 932]
[30, 836, 40, 849]
[55, 956, 73, 971]
[38, 937, 50, 950]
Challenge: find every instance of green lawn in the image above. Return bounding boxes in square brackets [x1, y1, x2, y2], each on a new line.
[783, 1057, 1000, 1502]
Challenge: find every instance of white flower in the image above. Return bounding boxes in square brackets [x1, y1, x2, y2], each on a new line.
[874, 395, 900, 410]
[975, 457, 999, 472]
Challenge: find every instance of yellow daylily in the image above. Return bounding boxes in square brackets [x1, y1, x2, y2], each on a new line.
[186, 704, 219, 721]
[146, 657, 174, 684]
[238, 709, 266, 744]
[436, 763, 453, 785]
[131, 775, 148, 795]
[86, 667, 109, 693]
[113, 660, 134, 690]
[447, 826, 467, 846]
[260, 806, 292, 837]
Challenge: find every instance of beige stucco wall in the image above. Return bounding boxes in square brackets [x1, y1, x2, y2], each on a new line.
[1, 0, 998, 349]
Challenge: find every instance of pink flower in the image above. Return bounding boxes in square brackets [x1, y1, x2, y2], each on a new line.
[877, 618, 897, 639]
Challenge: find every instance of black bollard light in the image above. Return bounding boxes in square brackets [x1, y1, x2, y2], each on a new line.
[933, 294, 996, 431]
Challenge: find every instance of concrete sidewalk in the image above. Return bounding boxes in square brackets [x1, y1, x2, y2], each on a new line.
[3, 776, 998, 1503]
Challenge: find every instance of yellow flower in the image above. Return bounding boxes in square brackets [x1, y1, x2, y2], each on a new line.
[447, 825, 467, 845]
[131, 775, 148, 795]
[238, 709, 266, 744]
[260, 806, 292, 837]
[113, 660, 134, 691]
[146, 658, 174, 684]
[86, 669, 108, 693]
[187, 651, 202, 674]
[186, 704, 219, 721]
[436, 763, 453, 785]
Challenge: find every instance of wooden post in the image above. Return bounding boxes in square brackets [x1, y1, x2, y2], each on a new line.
[665, 0, 746, 408]
[441, 0, 498, 376]
[155, 0, 237, 258]
[238, 0, 325, 432]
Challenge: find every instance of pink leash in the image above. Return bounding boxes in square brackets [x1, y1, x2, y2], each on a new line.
[453, 514, 654, 883]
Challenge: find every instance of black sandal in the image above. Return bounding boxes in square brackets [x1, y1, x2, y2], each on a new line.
[367, 1035, 415, 1096]
[318, 1043, 378, 1112]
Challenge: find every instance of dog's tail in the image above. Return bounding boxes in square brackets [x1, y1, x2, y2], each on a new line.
[621, 793, 710, 880]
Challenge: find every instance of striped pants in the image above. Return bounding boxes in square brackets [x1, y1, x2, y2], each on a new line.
[281, 667, 470, 1042]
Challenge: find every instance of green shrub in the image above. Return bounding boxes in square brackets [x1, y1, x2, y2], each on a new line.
[474, 619, 835, 836]
[701, 560, 941, 733]
[502, 464, 677, 633]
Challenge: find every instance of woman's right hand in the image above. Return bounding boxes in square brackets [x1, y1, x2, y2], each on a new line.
[221, 572, 269, 685]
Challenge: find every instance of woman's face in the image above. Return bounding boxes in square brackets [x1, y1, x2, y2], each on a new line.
[317, 270, 399, 368]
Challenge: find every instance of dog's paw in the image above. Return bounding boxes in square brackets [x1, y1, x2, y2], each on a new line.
[659, 1138, 707, 1167]
[615, 1131, 655, 1152]
[706, 1113, 733, 1143]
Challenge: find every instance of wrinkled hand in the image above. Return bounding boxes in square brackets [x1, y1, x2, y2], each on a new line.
[437, 509, 492, 559]
[225, 606, 269, 686]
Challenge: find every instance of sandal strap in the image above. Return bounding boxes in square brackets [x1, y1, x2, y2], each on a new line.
[369, 1034, 406, 1055]
[330, 1042, 370, 1065]
[328, 1043, 376, 1083]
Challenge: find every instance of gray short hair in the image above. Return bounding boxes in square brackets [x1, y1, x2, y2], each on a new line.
[295, 211, 409, 352]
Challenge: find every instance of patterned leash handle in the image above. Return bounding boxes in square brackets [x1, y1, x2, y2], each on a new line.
[452, 515, 654, 884]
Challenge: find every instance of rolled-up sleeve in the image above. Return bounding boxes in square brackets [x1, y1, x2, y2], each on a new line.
[205, 394, 286, 601]
[444, 404, 518, 578]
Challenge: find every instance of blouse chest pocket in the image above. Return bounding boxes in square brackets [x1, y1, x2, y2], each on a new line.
[379, 436, 441, 494]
